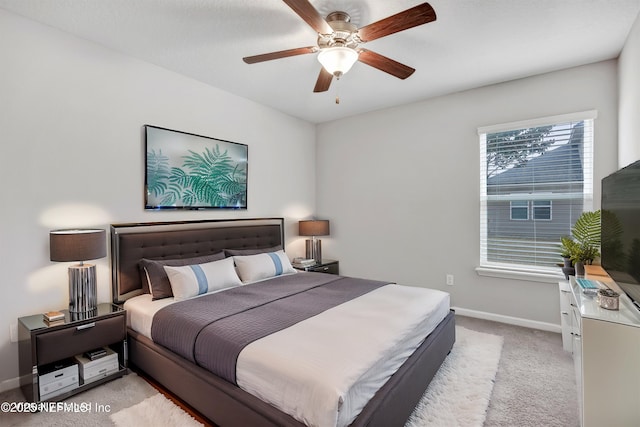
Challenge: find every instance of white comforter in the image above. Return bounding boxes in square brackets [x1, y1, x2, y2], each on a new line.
[125, 282, 450, 427]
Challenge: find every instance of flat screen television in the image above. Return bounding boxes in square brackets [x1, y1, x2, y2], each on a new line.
[601, 159, 640, 310]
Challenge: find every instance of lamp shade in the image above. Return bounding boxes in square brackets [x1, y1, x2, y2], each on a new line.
[50, 229, 106, 262]
[317, 47, 358, 77]
[299, 220, 330, 237]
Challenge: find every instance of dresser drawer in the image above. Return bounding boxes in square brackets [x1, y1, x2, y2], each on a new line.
[36, 316, 125, 365]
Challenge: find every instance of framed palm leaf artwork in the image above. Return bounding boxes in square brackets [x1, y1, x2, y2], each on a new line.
[144, 125, 248, 209]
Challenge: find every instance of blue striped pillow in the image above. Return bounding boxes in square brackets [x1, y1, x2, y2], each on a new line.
[163, 257, 242, 301]
[233, 250, 296, 283]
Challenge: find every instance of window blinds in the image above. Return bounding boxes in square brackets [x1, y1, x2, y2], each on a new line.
[479, 111, 595, 270]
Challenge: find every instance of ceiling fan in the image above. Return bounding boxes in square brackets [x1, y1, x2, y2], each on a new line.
[243, 1, 437, 93]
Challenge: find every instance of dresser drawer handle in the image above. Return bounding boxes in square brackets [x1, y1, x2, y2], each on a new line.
[76, 322, 96, 331]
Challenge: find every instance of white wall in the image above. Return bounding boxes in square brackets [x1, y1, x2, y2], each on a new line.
[0, 9, 316, 387]
[316, 61, 619, 328]
[2, 4, 636, 393]
[619, 10, 640, 167]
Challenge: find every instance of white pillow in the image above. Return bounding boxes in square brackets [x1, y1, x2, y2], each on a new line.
[233, 250, 296, 283]
[163, 257, 241, 301]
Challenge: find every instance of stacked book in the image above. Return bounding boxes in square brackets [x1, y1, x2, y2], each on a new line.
[84, 348, 108, 360]
[43, 311, 65, 326]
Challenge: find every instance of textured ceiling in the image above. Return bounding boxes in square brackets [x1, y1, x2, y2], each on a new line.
[1, 0, 639, 123]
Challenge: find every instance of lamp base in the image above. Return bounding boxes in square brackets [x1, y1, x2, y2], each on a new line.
[69, 264, 97, 313]
[305, 239, 322, 264]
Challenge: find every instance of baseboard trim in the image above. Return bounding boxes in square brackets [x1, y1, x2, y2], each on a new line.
[452, 306, 561, 333]
[0, 377, 20, 394]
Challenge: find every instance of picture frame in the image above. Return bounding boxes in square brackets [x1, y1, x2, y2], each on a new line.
[144, 125, 248, 210]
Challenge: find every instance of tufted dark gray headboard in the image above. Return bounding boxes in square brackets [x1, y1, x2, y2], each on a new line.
[110, 218, 284, 304]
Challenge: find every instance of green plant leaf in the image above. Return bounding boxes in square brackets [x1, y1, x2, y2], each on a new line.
[174, 146, 245, 206]
[569, 210, 601, 263]
[572, 210, 601, 247]
[146, 149, 171, 197]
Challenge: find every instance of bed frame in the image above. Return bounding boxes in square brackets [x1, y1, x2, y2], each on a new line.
[111, 218, 455, 427]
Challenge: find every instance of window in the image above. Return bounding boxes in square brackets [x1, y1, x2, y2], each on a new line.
[510, 200, 553, 221]
[479, 111, 595, 272]
[532, 200, 552, 221]
[510, 201, 529, 220]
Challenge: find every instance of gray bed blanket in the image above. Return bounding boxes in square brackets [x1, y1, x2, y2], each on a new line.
[151, 272, 388, 384]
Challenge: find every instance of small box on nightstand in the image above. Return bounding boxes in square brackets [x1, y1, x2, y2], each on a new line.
[73, 347, 119, 385]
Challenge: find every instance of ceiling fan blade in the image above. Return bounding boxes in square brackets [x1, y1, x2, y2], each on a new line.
[358, 49, 415, 79]
[357, 3, 436, 42]
[313, 68, 333, 92]
[283, 0, 333, 35]
[243, 46, 317, 64]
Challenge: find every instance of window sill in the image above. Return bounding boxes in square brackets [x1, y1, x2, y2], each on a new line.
[475, 266, 564, 283]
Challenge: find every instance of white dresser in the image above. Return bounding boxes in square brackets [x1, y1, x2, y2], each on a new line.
[559, 276, 640, 427]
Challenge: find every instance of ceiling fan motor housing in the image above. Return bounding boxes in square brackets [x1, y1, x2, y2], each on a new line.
[318, 11, 359, 49]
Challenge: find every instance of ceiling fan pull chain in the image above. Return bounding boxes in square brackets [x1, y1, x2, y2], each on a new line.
[335, 78, 340, 104]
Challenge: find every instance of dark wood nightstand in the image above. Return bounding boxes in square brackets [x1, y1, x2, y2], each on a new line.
[18, 303, 127, 402]
[294, 259, 339, 275]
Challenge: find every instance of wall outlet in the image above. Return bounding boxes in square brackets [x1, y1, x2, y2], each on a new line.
[10, 323, 18, 343]
[446, 274, 454, 286]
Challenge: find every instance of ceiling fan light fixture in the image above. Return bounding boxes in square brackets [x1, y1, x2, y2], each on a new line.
[317, 47, 358, 77]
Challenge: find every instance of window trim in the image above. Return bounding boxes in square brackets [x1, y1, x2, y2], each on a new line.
[475, 265, 564, 283]
[478, 110, 596, 275]
[477, 110, 598, 136]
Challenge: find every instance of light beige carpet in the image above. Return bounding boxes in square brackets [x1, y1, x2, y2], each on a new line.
[456, 315, 579, 427]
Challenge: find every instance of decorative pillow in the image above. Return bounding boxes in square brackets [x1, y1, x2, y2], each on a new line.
[224, 245, 283, 257]
[163, 257, 241, 301]
[139, 252, 226, 300]
[233, 250, 296, 283]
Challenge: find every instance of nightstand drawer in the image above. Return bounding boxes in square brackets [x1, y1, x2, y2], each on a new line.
[36, 316, 125, 365]
[309, 262, 338, 274]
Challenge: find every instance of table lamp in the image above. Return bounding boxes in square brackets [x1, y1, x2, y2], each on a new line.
[50, 229, 106, 314]
[298, 220, 330, 264]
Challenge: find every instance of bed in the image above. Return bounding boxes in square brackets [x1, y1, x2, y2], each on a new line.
[111, 218, 455, 427]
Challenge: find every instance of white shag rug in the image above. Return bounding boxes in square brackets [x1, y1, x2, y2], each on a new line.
[110, 326, 503, 427]
[406, 326, 504, 427]
[110, 394, 203, 427]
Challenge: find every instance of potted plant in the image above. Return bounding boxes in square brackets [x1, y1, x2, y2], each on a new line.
[571, 243, 600, 276]
[559, 236, 577, 279]
[560, 210, 601, 277]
